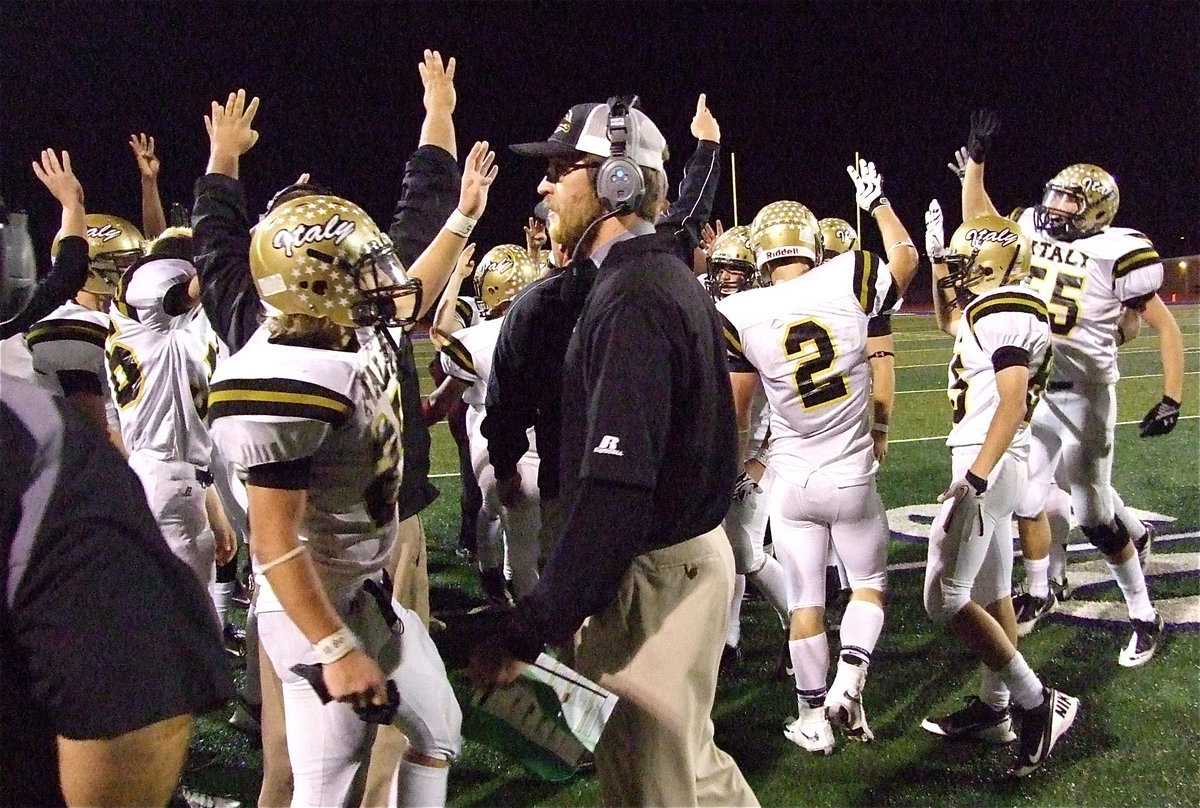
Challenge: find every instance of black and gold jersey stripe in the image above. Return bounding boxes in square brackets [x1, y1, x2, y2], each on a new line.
[25, 318, 108, 349]
[851, 251, 882, 314]
[1114, 246, 1161, 279]
[440, 334, 476, 378]
[967, 291, 1049, 332]
[719, 313, 754, 373]
[454, 298, 476, 327]
[208, 377, 354, 425]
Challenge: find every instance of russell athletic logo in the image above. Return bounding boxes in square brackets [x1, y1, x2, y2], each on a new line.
[593, 435, 624, 456]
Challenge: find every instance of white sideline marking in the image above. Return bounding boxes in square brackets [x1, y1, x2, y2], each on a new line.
[886, 532, 1199, 572]
[888, 414, 1199, 444]
[896, 370, 1200, 396]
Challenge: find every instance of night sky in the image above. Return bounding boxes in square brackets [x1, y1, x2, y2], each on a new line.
[5, 1, 1198, 303]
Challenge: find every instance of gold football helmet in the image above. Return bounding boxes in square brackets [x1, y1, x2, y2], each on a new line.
[250, 195, 421, 328]
[706, 225, 756, 299]
[1034, 163, 1119, 240]
[476, 244, 539, 317]
[749, 201, 822, 285]
[52, 214, 145, 296]
[937, 214, 1031, 306]
[818, 218, 859, 259]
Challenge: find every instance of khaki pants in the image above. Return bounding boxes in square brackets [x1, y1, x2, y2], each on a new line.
[361, 515, 430, 807]
[573, 526, 759, 808]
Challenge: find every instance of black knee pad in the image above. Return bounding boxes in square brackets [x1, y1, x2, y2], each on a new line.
[1081, 521, 1127, 555]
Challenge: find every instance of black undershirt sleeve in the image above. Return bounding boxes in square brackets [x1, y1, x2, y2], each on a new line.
[991, 345, 1031, 372]
[56, 369, 102, 397]
[246, 457, 314, 490]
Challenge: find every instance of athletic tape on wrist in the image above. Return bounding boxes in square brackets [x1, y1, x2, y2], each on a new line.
[445, 208, 478, 238]
[314, 626, 361, 664]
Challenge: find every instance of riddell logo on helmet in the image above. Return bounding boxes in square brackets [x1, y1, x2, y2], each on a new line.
[764, 246, 804, 260]
[86, 224, 122, 243]
[963, 228, 1018, 250]
[272, 215, 357, 258]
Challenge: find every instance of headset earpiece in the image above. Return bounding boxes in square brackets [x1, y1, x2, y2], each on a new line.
[596, 96, 645, 213]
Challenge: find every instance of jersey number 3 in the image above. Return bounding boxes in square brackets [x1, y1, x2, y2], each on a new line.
[784, 319, 848, 408]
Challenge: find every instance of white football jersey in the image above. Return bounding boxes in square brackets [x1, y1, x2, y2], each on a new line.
[946, 286, 1052, 458]
[106, 259, 212, 466]
[454, 295, 487, 330]
[718, 250, 899, 483]
[1016, 208, 1162, 384]
[24, 301, 118, 430]
[440, 316, 539, 457]
[208, 327, 404, 608]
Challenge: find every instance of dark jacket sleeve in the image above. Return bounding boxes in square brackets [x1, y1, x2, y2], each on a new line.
[503, 478, 653, 661]
[481, 301, 536, 481]
[1, 237, 88, 339]
[388, 145, 459, 269]
[656, 139, 721, 256]
[191, 174, 262, 354]
[389, 145, 459, 518]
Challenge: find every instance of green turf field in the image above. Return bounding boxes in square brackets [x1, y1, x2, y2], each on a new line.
[183, 305, 1199, 808]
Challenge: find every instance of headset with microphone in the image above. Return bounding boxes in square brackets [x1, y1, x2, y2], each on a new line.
[595, 95, 646, 214]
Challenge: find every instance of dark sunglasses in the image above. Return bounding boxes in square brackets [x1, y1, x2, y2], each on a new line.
[545, 159, 599, 183]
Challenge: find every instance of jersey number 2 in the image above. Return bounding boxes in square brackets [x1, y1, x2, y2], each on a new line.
[784, 319, 848, 408]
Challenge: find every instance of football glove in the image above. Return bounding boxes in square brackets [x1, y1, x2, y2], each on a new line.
[938, 470, 987, 502]
[732, 471, 762, 503]
[966, 109, 1000, 163]
[925, 199, 946, 261]
[847, 158, 890, 214]
[1139, 396, 1181, 437]
[947, 146, 968, 181]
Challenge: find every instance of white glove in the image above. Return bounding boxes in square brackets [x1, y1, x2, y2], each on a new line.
[947, 147, 968, 182]
[732, 471, 762, 503]
[937, 470, 987, 503]
[846, 158, 889, 214]
[925, 199, 946, 261]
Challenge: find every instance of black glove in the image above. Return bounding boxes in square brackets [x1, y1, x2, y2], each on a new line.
[1139, 396, 1181, 437]
[966, 110, 1000, 163]
[290, 663, 401, 725]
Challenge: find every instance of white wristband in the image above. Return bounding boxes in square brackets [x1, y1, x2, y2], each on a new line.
[314, 626, 361, 664]
[444, 208, 478, 238]
[872, 421, 890, 434]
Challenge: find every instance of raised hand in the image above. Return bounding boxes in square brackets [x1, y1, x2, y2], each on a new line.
[205, 89, 261, 158]
[524, 217, 547, 254]
[966, 109, 1000, 163]
[699, 219, 724, 255]
[454, 242, 477, 280]
[690, 93, 720, 143]
[31, 149, 84, 208]
[128, 133, 160, 180]
[925, 199, 946, 261]
[947, 146, 968, 182]
[847, 158, 890, 214]
[419, 49, 457, 115]
[457, 141, 498, 219]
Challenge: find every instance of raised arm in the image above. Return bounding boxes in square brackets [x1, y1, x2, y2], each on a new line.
[418, 49, 457, 158]
[658, 93, 722, 252]
[925, 199, 960, 335]
[9, 150, 90, 339]
[401, 141, 498, 320]
[847, 158, 919, 294]
[429, 243, 476, 347]
[961, 110, 1002, 220]
[192, 89, 263, 353]
[129, 133, 166, 238]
